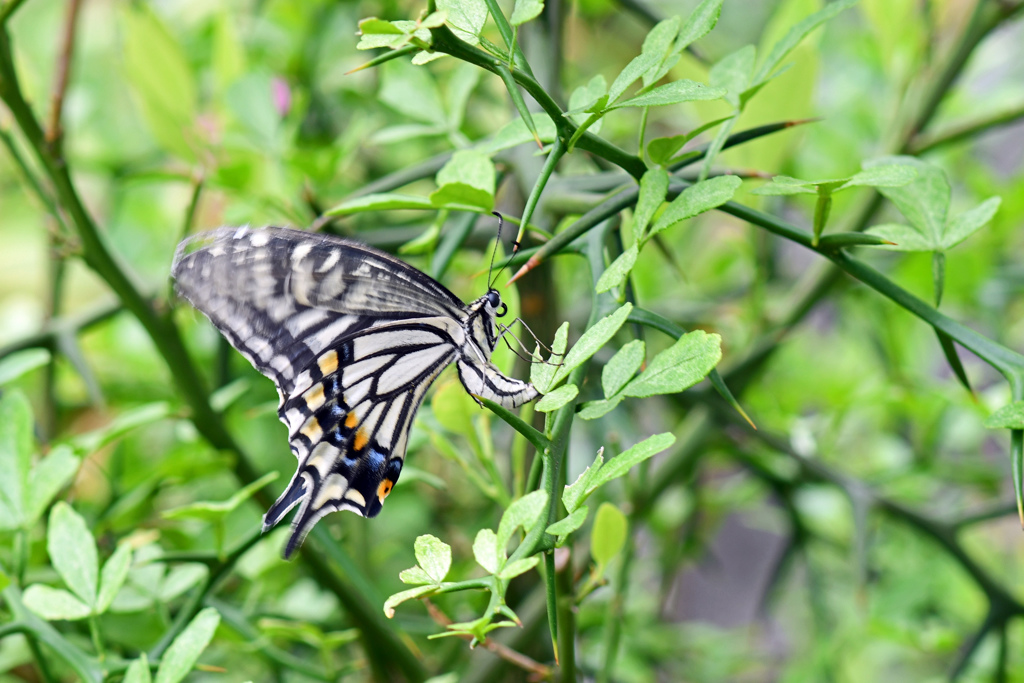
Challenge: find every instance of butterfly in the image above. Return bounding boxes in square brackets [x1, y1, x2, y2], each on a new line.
[172, 226, 538, 557]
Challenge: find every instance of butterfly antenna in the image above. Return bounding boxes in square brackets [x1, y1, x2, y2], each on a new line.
[487, 211, 504, 289]
[488, 212, 518, 289]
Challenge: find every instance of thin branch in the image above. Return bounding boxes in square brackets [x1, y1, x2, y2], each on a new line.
[423, 600, 553, 678]
[0, 0, 30, 25]
[46, 0, 82, 154]
[910, 101, 1024, 154]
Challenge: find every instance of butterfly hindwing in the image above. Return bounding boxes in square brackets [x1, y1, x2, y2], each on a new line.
[265, 319, 458, 556]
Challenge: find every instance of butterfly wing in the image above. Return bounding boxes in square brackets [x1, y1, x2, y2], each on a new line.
[172, 227, 465, 556]
[267, 318, 457, 557]
[172, 226, 466, 397]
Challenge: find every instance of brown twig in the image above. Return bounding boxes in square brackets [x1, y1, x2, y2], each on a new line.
[423, 600, 553, 679]
[46, 0, 83, 154]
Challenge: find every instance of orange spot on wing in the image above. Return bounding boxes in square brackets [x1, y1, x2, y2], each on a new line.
[345, 412, 358, 429]
[354, 429, 369, 451]
[377, 479, 394, 503]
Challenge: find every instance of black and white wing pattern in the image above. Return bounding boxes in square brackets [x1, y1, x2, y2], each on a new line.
[172, 226, 537, 557]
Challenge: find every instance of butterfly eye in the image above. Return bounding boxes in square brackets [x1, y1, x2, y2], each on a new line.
[497, 303, 508, 317]
[486, 289, 501, 309]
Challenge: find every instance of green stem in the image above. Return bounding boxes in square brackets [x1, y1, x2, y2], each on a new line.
[515, 135, 566, 249]
[555, 549, 576, 683]
[0, 0, 29, 25]
[479, 0, 535, 78]
[910, 101, 1024, 154]
[543, 550, 558, 664]
[431, 211, 480, 279]
[481, 398, 549, 452]
[597, 526, 633, 683]
[2, 587, 102, 683]
[430, 26, 646, 179]
[87, 615, 104, 660]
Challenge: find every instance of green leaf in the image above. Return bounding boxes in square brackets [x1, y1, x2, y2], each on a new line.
[159, 564, 208, 602]
[438, 0, 487, 45]
[71, 402, 174, 455]
[0, 348, 51, 386]
[985, 402, 1024, 430]
[22, 585, 92, 621]
[590, 433, 676, 490]
[414, 534, 452, 584]
[162, 471, 278, 522]
[510, 0, 543, 26]
[497, 556, 539, 580]
[755, 166, 919, 197]
[209, 378, 251, 413]
[96, 543, 133, 614]
[611, 80, 724, 110]
[360, 17, 404, 34]
[535, 384, 579, 413]
[398, 565, 434, 585]
[633, 169, 669, 242]
[545, 506, 588, 544]
[473, 528, 501, 574]
[0, 390, 33, 528]
[752, 0, 857, 86]
[420, 11, 448, 28]
[864, 223, 933, 252]
[675, 0, 724, 53]
[379, 60, 446, 126]
[326, 193, 435, 216]
[590, 502, 627, 567]
[751, 175, 819, 195]
[497, 490, 548, 553]
[608, 50, 664, 105]
[648, 176, 741, 239]
[384, 585, 435, 618]
[637, 17, 682, 88]
[644, 0, 725, 87]
[432, 379, 478, 438]
[710, 45, 755, 106]
[872, 157, 949, 247]
[430, 150, 496, 211]
[646, 117, 731, 167]
[622, 330, 721, 397]
[567, 76, 607, 132]
[445, 63, 481, 130]
[124, 655, 153, 683]
[531, 322, 568, 393]
[562, 449, 604, 514]
[942, 197, 1001, 250]
[477, 114, 557, 154]
[24, 445, 79, 528]
[550, 304, 633, 388]
[602, 340, 646, 397]
[839, 164, 918, 190]
[594, 245, 639, 294]
[48, 502, 98, 608]
[121, 5, 197, 160]
[578, 397, 624, 421]
[154, 607, 221, 683]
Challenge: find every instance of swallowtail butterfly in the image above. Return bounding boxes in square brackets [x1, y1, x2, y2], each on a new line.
[172, 226, 538, 557]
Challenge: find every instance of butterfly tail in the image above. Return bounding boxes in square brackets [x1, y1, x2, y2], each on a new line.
[263, 474, 306, 534]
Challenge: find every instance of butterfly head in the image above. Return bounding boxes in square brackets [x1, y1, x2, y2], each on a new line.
[486, 288, 508, 318]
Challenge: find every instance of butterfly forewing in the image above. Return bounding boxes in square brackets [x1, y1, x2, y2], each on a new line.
[172, 226, 536, 557]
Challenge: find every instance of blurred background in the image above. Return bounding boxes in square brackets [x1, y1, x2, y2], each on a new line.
[2, 0, 1024, 680]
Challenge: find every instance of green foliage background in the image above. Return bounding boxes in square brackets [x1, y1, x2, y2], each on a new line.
[2, 0, 1024, 681]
